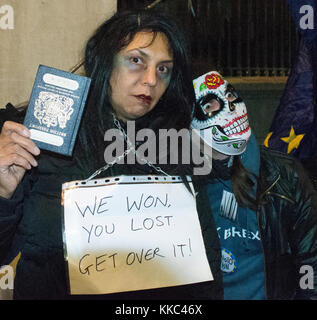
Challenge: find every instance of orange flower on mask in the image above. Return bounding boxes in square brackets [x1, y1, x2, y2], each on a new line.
[204, 73, 225, 89]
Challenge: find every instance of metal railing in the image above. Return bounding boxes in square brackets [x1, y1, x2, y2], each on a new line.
[218, 0, 299, 77]
[118, 0, 300, 77]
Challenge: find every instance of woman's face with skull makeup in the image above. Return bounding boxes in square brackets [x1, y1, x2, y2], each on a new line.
[191, 71, 251, 156]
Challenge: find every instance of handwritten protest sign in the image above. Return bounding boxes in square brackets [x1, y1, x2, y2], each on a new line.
[62, 175, 213, 295]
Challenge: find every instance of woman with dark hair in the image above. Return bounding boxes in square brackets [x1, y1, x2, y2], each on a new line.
[0, 10, 222, 300]
[192, 70, 317, 300]
[77, 10, 195, 174]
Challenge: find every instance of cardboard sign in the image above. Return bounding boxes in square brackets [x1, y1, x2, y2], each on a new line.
[62, 175, 213, 295]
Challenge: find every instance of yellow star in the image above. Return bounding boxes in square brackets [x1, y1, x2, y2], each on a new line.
[280, 126, 305, 154]
[263, 132, 273, 148]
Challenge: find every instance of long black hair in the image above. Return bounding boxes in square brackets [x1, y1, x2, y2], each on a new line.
[75, 9, 195, 174]
[231, 156, 257, 210]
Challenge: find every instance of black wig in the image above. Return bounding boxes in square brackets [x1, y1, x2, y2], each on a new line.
[75, 10, 195, 174]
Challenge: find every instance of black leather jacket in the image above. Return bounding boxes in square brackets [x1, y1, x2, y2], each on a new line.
[257, 147, 317, 299]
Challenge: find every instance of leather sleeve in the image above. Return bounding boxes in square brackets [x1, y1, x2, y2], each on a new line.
[291, 158, 317, 299]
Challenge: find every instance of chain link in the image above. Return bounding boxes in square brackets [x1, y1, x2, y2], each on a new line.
[86, 147, 133, 181]
[86, 114, 170, 181]
[113, 116, 170, 177]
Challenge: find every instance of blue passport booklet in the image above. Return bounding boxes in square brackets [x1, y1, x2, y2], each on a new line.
[23, 65, 91, 156]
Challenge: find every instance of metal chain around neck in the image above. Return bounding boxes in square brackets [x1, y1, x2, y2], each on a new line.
[86, 114, 170, 181]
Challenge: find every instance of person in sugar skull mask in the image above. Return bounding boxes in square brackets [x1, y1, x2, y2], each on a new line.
[192, 71, 251, 157]
[192, 71, 317, 300]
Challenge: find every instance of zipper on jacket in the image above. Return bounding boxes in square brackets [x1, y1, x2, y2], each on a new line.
[259, 174, 280, 201]
[265, 191, 295, 204]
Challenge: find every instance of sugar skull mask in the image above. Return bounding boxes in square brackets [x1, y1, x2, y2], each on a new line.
[191, 71, 251, 156]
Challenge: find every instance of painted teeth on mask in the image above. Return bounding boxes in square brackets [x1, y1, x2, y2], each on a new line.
[223, 114, 249, 136]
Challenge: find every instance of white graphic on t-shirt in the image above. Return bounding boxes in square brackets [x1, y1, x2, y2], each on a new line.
[220, 190, 238, 221]
[217, 227, 260, 241]
[221, 248, 237, 273]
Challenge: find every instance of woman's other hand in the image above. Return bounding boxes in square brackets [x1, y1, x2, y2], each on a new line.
[0, 121, 40, 199]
